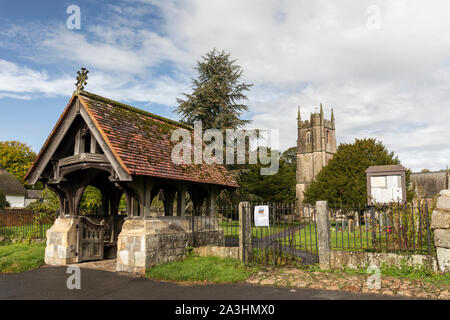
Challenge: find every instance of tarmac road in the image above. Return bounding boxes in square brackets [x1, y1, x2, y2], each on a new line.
[0, 266, 411, 300]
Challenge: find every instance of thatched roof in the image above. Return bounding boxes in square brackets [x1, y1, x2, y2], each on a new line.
[0, 169, 27, 196]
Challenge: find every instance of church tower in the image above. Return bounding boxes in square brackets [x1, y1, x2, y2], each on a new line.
[296, 104, 336, 207]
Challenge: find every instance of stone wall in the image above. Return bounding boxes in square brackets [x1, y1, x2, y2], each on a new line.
[116, 218, 191, 274]
[44, 217, 79, 266]
[431, 190, 450, 272]
[116, 217, 225, 274]
[194, 246, 239, 260]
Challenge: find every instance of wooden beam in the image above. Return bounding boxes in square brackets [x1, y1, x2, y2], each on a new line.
[27, 99, 80, 185]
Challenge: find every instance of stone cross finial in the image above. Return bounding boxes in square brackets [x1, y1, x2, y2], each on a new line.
[75, 67, 89, 91]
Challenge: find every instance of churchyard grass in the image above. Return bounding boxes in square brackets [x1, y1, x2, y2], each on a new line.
[220, 220, 295, 239]
[0, 242, 46, 273]
[281, 223, 385, 254]
[146, 255, 254, 283]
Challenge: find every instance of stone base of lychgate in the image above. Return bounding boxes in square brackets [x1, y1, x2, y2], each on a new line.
[116, 218, 193, 274]
[431, 190, 450, 273]
[44, 217, 79, 266]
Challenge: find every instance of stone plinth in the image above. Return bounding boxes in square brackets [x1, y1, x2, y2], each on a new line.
[431, 190, 450, 273]
[116, 217, 192, 274]
[44, 217, 79, 266]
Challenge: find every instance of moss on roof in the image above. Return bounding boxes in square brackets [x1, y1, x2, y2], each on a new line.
[77, 91, 192, 130]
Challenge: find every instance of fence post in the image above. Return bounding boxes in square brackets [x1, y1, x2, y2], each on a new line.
[316, 201, 331, 270]
[239, 202, 252, 263]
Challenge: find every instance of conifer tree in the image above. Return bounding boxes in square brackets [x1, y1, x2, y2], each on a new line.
[176, 49, 253, 130]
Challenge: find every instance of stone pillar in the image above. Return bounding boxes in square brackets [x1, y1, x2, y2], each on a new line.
[206, 187, 218, 216]
[316, 201, 331, 270]
[239, 202, 252, 263]
[44, 217, 79, 266]
[431, 190, 450, 273]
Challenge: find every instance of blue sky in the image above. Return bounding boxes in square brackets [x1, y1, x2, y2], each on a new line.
[1, 0, 450, 171]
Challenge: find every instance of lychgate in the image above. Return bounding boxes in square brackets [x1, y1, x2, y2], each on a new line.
[25, 69, 238, 274]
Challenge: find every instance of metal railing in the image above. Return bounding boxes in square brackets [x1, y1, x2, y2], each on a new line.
[248, 203, 318, 266]
[184, 206, 240, 247]
[328, 201, 434, 255]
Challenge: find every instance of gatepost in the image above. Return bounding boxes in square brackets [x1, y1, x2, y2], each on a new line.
[239, 202, 252, 263]
[431, 190, 450, 273]
[316, 201, 331, 269]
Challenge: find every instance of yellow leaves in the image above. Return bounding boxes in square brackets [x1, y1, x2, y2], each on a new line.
[0, 141, 36, 185]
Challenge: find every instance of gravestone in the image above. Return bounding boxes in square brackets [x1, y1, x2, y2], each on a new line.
[341, 219, 347, 232]
[354, 211, 360, 226]
[348, 219, 355, 232]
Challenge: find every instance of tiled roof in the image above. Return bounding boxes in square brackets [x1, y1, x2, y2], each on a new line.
[78, 91, 239, 188]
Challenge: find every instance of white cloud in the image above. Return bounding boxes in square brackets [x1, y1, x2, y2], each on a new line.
[0, 60, 73, 97]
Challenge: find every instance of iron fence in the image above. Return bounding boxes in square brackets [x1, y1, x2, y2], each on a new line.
[328, 201, 434, 255]
[184, 203, 319, 266]
[183, 201, 435, 267]
[0, 210, 57, 240]
[248, 203, 318, 266]
[185, 206, 240, 248]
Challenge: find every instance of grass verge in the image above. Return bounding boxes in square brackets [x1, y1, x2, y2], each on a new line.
[146, 255, 254, 283]
[0, 242, 46, 273]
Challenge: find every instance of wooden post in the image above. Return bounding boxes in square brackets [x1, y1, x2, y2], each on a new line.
[206, 187, 218, 216]
[239, 202, 252, 263]
[177, 184, 186, 217]
[316, 201, 331, 270]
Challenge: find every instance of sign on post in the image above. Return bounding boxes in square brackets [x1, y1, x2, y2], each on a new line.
[254, 205, 270, 227]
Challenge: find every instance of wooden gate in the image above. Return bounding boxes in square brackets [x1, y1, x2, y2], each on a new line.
[77, 216, 104, 262]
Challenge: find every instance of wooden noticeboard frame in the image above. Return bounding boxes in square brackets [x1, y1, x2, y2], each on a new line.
[366, 165, 407, 206]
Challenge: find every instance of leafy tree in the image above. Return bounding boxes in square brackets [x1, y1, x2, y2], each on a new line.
[176, 49, 253, 130]
[0, 141, 36, 185]
[0, 190, 10, 209]
[26, 188, 60, 213]
[303, 138, 413, 205]
[229, 147, 297, 203]
[79, 186, 102, 214]
[281, 146, 297, 164]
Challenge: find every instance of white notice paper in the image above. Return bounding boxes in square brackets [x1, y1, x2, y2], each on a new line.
[254, 205, 270, 227]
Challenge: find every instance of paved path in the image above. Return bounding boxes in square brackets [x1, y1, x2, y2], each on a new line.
[0, 266, 410, 300]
